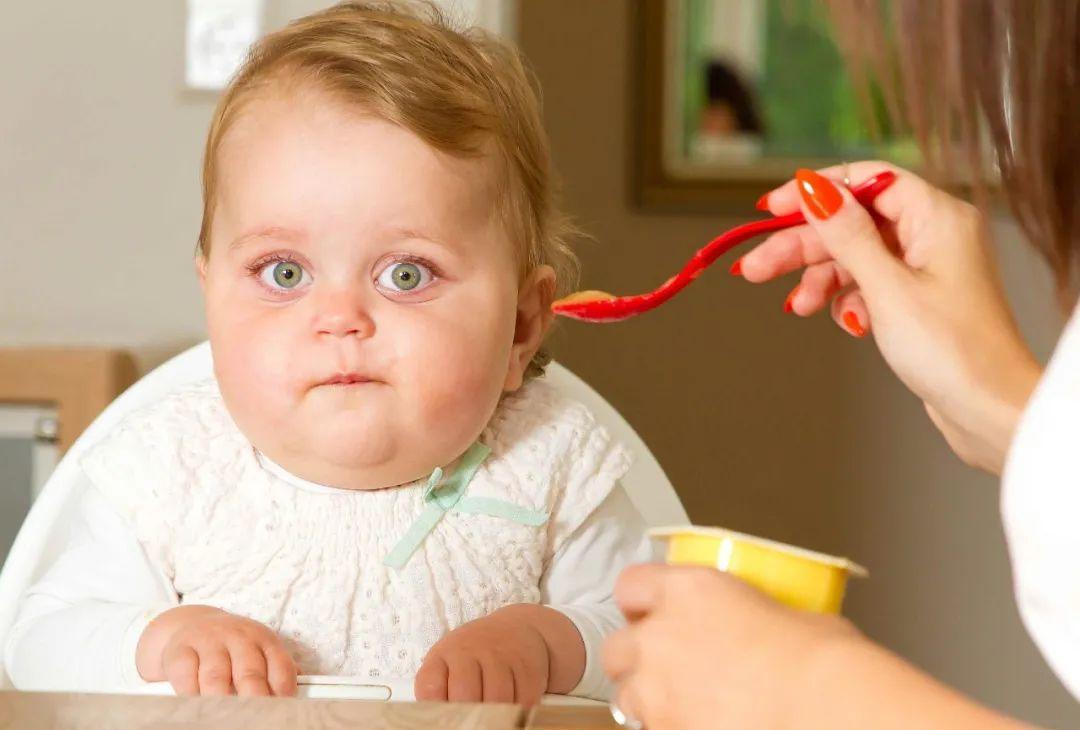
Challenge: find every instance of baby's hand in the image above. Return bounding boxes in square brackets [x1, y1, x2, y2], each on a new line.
[415, 605, 554, 705]
[136, 605, 298, 697]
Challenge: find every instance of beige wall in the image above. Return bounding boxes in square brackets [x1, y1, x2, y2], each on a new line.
[0, 0, 330, 370]
[1, 0, 1077, 725]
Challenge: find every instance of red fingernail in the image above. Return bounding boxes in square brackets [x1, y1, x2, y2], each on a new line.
[755, 193, 770, 212]
[843, 311, 867, 337]
[783, 286, 799, 313]
[795, 168, 843, 220]
[729, 258, 743, 276]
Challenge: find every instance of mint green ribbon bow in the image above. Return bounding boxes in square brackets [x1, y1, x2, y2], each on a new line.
[382, 442, 549, 569]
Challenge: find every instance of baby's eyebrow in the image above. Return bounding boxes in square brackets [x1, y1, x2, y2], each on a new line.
[388, 226, 458, 252]
[228, 226, 306, 252]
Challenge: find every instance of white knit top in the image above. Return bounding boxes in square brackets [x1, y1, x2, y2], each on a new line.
[72, 376, 632, 681]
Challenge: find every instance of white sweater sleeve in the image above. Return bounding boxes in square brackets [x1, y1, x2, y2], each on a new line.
[3, 469, 178, 692]
[1002, 309, 1080, 700]
[542, 482, 656, 700]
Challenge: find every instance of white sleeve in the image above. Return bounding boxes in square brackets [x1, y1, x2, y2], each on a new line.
[3, 469, 178, 692]
[541, 482, 656, 701]
[1001, 311, 1080, 700]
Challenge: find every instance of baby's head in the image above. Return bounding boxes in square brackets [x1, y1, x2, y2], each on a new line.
[195, 1, 577, 490]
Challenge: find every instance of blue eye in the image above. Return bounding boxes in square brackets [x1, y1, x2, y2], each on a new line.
[377, 261, 434, 293]
[258, 260, 309, 291]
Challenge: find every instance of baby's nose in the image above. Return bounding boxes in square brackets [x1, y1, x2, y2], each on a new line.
[314, 288, 376, 339]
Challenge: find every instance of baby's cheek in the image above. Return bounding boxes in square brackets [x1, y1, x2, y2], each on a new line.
[210, 312, 301, 421]
[423, 344, 503, 415]
[404, 325, 508, 435]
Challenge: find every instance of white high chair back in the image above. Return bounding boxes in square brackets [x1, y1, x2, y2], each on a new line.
[0, 341, 686, 689]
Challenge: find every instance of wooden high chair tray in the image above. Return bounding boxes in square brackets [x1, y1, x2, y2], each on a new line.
[0, 690, 522, 730]
[0, 691, 621, 729]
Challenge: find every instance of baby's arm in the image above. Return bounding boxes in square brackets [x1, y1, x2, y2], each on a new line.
[414, 483, 652, 703]
[4, 471, 297, 696]
[540, 482, 654, 700]
[4, 472, 178, 691]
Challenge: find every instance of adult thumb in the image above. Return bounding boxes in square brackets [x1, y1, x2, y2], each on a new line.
[795, 168, 910, 298]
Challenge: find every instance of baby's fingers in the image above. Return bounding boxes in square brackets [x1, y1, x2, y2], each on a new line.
[480, 658, 515, 703]
[197, 644, 233, 696]
[415, 655, 450, 701]
[229, 640, 270, 697]
[446, 655, 483, 703]
[263, 642, 298, 697]
[163, 645, 200, 697]
[511, 662, 544, 707]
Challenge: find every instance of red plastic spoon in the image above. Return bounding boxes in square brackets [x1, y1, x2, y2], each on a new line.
[551, 171, 897, 323]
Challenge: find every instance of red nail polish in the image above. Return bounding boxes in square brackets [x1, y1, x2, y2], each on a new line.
[755, 193, 770, 212]
[729, 258, 743, 276]
[843, 311, 867, 337]
[783, 287, 798, 313]
[795, 168, 843, 220]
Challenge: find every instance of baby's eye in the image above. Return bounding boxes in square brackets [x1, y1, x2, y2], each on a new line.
[258, 260, 310, 291]
[376, 261, 434, 293]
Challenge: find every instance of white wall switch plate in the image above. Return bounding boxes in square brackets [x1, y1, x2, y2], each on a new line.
[186, 0, 264, 90]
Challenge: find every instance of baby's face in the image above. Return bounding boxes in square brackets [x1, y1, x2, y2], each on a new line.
[199, 87, 551, 490]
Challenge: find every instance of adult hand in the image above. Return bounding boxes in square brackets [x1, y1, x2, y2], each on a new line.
[736, 163, 1041, 473]
[603, 564, 1031, 730]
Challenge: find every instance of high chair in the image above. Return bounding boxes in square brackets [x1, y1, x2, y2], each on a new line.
[0, 341, 687, 695]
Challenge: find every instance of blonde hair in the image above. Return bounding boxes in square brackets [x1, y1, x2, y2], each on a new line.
[198, 1, 578, 375]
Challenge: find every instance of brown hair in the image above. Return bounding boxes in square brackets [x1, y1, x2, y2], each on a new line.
[198, 1, 578, 375]
[829, 0, 1079, 299]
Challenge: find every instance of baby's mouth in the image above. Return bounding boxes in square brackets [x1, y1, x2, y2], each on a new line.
[315, 372, 382, 387]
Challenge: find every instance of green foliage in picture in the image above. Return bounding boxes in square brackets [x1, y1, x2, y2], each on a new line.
[681, 0, 918, 164]
[760, 0, 865, 156]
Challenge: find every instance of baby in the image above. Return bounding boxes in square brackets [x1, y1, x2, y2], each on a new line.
[3, 1, 651, 704]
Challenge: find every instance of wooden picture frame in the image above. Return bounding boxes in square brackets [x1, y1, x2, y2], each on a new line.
[632, 0, 924, 213]
[635, 0, 777, 212]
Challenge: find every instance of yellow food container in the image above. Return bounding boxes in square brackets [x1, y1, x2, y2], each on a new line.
[649, 526, 868, 615]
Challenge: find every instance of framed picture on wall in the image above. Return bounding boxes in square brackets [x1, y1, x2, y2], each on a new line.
[634, 0, 919, 212]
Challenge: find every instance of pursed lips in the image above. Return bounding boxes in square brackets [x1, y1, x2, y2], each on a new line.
[316, 372, 382, 387]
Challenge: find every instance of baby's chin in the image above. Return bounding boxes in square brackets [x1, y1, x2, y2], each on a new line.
[256, 416, 447, 491]
[232, 385, 491, 490]
[264, 437, 421, 491]
[295, 423, 404, 482]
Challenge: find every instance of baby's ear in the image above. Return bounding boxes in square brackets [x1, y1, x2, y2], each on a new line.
[504, 265, 557, 392]
[194, 253, 208, 290]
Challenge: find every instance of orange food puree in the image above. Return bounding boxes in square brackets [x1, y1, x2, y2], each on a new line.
[552, 290, 614, 307]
